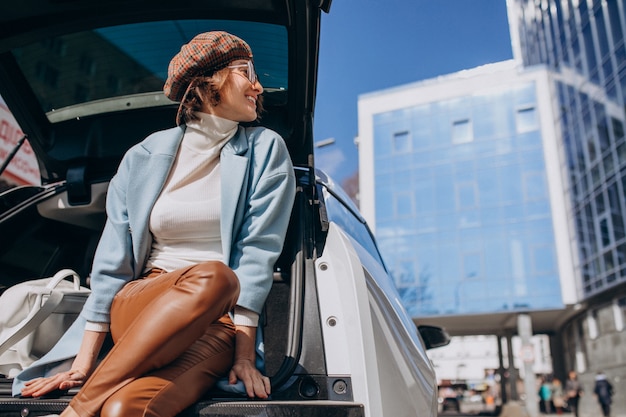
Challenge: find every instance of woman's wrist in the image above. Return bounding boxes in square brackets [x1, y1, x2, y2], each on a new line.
[69, 369, 87, 378]
[234, 325, 257, 365]
[70, 357, 95, 377]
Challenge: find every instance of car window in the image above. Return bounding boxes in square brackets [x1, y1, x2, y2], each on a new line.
[321, 184, 386, 268]
[11, 20, 287, 122]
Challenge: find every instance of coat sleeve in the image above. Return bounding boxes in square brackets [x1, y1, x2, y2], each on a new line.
[229, 129, 296, 314]
[12, 151, 139, 396]
[80, 151, 138, 324]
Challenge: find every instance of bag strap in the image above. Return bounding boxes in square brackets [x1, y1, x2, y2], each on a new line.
[0, 270, 80, 357]
[46, 269, 81, 291]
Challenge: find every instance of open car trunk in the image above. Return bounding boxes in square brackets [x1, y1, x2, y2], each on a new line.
[0, 0, 329, 184]
[0, 166, 356, 416]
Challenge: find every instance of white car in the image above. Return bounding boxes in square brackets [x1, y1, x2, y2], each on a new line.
[0, 1, 449, 416]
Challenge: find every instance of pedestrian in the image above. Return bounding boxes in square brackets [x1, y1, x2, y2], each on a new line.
[565, 370, 583, 417]
[13, 30, 296, 417]
[594, 371, 614, 417]
[539, 376, 553, 414]
[551, 378, 565, 415]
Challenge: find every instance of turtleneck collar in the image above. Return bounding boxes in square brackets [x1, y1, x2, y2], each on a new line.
[182, 112, 239, 154]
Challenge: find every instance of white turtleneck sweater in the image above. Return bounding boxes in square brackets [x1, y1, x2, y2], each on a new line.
[85, 112, 258, 333]
[146, 112, 236, 271]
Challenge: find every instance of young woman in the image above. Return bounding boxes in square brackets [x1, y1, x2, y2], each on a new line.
[15, 31, 296, 417]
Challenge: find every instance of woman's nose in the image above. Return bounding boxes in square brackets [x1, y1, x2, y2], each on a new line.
[253, 79, 263, 94]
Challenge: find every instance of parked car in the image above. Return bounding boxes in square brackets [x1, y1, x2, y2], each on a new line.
[438, 382, 502, 416]
[0, 1, 450, 416]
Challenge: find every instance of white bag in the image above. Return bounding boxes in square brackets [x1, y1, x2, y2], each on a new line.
[0, 269, 90, 378]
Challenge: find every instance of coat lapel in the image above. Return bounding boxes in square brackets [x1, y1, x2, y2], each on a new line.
[128, 127, 183, 271]
[220, 128, 250, 264]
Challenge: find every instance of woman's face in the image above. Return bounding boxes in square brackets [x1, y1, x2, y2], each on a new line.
[204, 59, 263, 122]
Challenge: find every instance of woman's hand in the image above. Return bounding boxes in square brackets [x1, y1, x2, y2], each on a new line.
[21, 329, 106, 398]
[21, 369, 87, 398]
[230, 324, 270, 399]
[228, 358, 271, 399]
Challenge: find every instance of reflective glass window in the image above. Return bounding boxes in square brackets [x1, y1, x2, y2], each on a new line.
[600, 217, 611, 247]
[596, 190, 607, 215]
[604, 251, 615, 271]
[523, 171, 547, 201]
[323, 187, 385, 267]
[532, 244, 556, 273]
[583, 23, 600, 82]
[607, 0, 624, 48]
[595, 102, 611, 153]
[594, 6, 610, 59]
[12, 20, 288, 120]
[473, 96, 515, 140]
[516, 106, 539, 133]
[477, 170, 499, 206]
[462, 252, 482, 279]
[498, 164, 524, 204]
[526, 200, 551, 218]
[435, 175, 456, 211]
[456, 182, 478, 209]
[375, 187, 393, 220]
[410, 105, 433, 149]
[374, 122, 393, 158]
[395, 191, 414, 217]
[451, 119, 473, 144]
[414, 181, 436, 214]
[393, 131, 411, 153]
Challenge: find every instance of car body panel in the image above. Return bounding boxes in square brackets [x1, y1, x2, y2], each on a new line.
[316, 221, 438, 417]
[315, 223, 383, 417]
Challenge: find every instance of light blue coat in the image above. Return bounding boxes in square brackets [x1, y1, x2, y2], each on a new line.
[13, 124, 296, 395]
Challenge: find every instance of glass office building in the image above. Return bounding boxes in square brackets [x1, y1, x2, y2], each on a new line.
[508, 0, 626, 298]
[506, 0, 626, 412]
[358, 62, 576, 319]
[373, 82, 559, 316]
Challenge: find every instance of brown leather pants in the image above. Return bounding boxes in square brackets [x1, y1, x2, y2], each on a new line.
[68, 261, 240, 417]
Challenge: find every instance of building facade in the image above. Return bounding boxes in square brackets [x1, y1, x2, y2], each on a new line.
[359, 62, 574, 318]
[358, 61, 576, 397]
[507, 0, 626, 414]
[357, 1, 626, 413]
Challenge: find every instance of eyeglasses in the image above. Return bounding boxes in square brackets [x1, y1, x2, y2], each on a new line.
[227, 61, 257, 84]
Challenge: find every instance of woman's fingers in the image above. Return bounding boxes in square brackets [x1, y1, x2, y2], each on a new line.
[261, 375, 271, 396]
[229, 360, 271, 399]
[246, 371, 270, 398]
[21, 370, 86, 398]
[58, 371, 86, 390]
[21, 377, 58, 397]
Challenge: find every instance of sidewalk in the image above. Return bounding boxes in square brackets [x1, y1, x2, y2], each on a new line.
[499, 402, 571, 417]
[500, 401, 625, 417]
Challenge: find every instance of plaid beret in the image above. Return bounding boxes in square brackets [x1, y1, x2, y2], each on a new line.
[163, 31, 253, 102]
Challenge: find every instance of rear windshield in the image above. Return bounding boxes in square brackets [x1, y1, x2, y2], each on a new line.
[11, 20, 287, 122]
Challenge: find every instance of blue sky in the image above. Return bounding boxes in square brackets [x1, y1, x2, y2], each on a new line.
[313, 0, 514, 185]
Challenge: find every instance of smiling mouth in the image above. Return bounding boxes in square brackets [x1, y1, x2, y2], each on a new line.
[246, 95, 256, 104]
